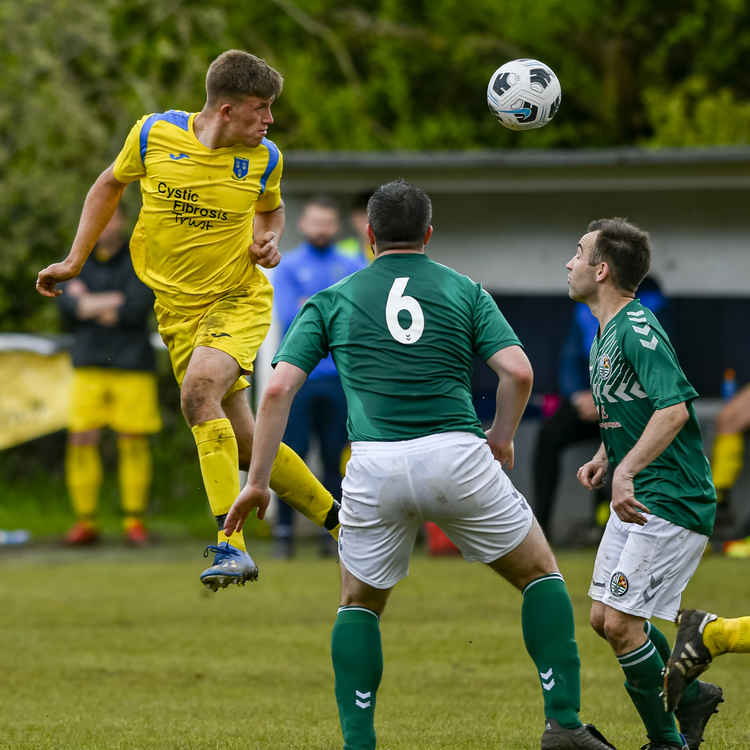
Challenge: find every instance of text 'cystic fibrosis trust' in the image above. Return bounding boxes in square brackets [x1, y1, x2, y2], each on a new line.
[158, 182, 229, 230]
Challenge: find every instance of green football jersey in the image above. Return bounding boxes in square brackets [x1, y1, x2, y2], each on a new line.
[273, 252, 521, 442]
[589, 299, 716, 536]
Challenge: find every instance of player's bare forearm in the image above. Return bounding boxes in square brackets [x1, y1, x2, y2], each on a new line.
[592, 441, 607, 464]
[255, 201, 285, 240]
[250, 202, 285, 268]
[610, 403, 689, 525]
[485, 346, 533, 467]
[616, 402, 689, 480]
[36, 165, 127, 297]
[490, 375, 532, 441]
[223, 362, 307, 535]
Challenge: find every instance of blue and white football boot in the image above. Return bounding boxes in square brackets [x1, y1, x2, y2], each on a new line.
[200, 542, 259, 591]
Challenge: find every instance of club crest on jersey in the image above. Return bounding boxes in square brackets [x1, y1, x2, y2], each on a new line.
[610, 571, 629, 597]
[598, 354, 612, 380]
[232, 157, 249, 180]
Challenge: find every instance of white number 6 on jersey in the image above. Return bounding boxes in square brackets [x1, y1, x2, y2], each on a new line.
[386, 277, 424, 344]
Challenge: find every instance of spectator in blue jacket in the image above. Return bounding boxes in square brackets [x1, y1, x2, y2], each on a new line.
[532, 276, 668, 544]
[272, 196, 366, 557]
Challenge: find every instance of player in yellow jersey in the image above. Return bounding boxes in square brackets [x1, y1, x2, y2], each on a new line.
[36, 50, 340, 591]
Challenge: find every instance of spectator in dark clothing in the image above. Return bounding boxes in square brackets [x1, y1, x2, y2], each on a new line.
[57, 209, 161, 546]
[532, 276, 668, 544]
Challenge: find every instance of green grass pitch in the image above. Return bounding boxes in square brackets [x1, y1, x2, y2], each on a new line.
[0, 542, 748, 749]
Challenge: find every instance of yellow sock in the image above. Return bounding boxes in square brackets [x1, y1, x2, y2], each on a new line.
[118, 435, 151, 528]
[711, 433, 745, 497]
[191, 418, 245, 551]
[703, 616, 750, 657]
[65, 442, 102, 521]
[270, 442, 340, 539]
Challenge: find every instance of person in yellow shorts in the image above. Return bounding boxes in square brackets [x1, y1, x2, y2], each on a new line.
[58, 208, 160, 546]
[36, 50, 340, 590]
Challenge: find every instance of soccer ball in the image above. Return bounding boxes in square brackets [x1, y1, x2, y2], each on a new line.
[487, 59, 561, 131]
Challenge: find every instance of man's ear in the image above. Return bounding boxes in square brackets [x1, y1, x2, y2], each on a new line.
[595, 261, 610, 283]
[219, 102, 233, 121]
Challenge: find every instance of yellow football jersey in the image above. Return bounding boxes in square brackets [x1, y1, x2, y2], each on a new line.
[113, 110, 283, 310]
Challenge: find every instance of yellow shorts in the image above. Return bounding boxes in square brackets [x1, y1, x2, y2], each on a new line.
[69, 368, 162, 434]
[154, 277, 273, 397]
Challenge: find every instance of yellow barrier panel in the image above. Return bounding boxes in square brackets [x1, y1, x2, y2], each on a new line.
[0, 350, 73, 449]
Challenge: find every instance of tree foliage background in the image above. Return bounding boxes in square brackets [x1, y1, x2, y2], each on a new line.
[2, 0, 750, 332]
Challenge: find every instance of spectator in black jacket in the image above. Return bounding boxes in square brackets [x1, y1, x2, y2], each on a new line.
[57, 208, 161, 545]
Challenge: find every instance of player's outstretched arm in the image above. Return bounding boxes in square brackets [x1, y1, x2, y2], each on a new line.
[223, 361, 307, 535]
[36, 164, 127, 297]
[485, 345, 533, 469]
[249, 202, 285, 269]
[577, 442, 609, 490]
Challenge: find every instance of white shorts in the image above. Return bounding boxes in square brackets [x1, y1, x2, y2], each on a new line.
[338, 431, 534, 589]
[588, 509, 708, 621]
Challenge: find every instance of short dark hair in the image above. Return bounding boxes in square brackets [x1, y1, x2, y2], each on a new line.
[350, 190, 373, 214]
[587, 217, 651, 293]
[367, 180, 432, 248]
[205, 50, 283, 105]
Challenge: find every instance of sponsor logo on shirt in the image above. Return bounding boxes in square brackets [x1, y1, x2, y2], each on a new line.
[157, 182, 229, 230]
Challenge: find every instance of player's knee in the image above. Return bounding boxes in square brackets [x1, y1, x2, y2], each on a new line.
[601, 611, 632, 650]
[180, 378, 217, 424]
[589, 607, 606, 639]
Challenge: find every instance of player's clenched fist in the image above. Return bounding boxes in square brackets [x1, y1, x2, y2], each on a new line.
[249, 230, 281, 268]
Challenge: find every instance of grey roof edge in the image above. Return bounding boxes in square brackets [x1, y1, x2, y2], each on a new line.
[284, 146, 750, 170]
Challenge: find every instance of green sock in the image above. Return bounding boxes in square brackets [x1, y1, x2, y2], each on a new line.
[521, 574, 582, 729]
[619, 640, 683, 746]
[331, 607, 383, 750]
[644, 621, 700, 703]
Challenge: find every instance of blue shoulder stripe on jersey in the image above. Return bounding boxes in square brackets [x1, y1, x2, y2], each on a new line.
[259, 137, 280, 195]
[139, 110, 190, 164]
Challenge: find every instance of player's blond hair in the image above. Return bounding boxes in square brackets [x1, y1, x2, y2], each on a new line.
[205, 50, 283, 105]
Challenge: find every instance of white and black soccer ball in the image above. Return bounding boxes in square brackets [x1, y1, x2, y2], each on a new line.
[487, 59, 561, 131]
